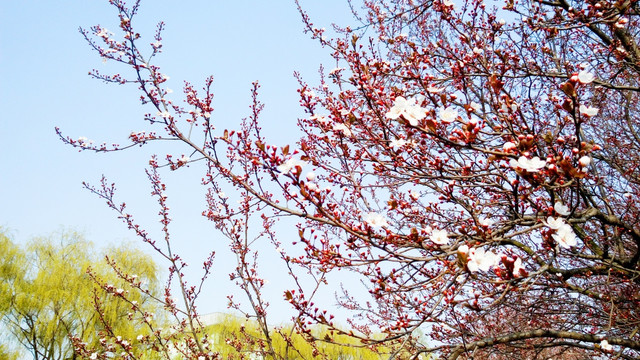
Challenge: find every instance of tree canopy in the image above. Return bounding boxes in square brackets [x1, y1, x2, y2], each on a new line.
[58, 0, 640, 358]
[0, 230, 162, 360]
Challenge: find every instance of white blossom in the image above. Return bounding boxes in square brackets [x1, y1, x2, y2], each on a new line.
[579, 104, 599, 117]
[577, 70, 595, 84]
[510, 156, 547, 172]
[503, 141, 517, 152]
[553, 224, 577, 248]
[544, 216, 567, 230]
[96, 28, 112, 38]
[390, 138, 407, 148]
[333, 123, 352, 136]
[579, 156, 591, 167]
[77, 136, 93, 146]
[467, 248, 499, 272]
[386, 96, 427, 126]
[310, 114, 329, 124]
[364, 212, 388, 228]
[430, 229, 450, 245]
[544, 217, 577, 248]
[513, 257, 525, 277]
[439, 106, 458, 123]
[427, 85, 444, 93]
[554, 201, 571, 216]
[600, 340, 613, 351]
[277, 158, 307, 174]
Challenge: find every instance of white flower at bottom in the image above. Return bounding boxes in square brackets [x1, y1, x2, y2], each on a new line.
[363, 212, 388, 228]
[600, 340, 613, 351]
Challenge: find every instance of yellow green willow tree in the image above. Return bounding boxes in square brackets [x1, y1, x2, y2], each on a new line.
[0, 230, 163, 360]
[204, 313, 421, 360]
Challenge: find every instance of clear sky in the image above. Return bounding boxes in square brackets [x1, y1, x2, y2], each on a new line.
[0, 0, 360, 318]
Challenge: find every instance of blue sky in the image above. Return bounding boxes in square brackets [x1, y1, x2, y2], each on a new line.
[1, 0, 360, 317]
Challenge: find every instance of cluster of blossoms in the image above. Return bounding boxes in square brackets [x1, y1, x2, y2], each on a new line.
[277, 157, 307, 175]
[543, 217, 578, 248]
[458, 245, 525, 276]
[77, 136, 94, 147]
[385, 95, 459, 126]
[385, 96, 428, 126]
[129, 131, 156, 144]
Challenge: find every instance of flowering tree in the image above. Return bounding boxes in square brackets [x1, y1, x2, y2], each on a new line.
[60, 0, 640, 358]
